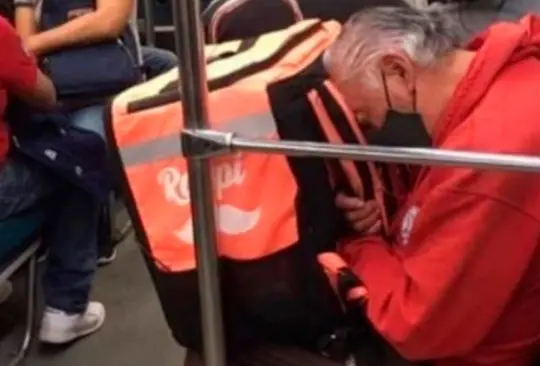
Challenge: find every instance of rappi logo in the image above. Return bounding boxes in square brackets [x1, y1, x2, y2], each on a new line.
[157, 154, 261, 244]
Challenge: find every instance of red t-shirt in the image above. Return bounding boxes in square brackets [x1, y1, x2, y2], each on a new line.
[0, 16, 39, 165]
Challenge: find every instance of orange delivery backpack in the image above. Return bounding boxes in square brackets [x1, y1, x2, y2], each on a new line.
[105, 19, 411, 360]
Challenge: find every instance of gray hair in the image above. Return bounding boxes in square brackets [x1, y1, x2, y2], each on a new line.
[324, 3, 463, 85]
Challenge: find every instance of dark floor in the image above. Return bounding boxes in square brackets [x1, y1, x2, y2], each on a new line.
[1, 1, 540, 365]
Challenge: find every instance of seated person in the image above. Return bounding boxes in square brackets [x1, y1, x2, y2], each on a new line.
[12, 0, 141, 140]
[14, 0, 177, 80]
[0, 14, 104, 344]
[325, 4, 540, 366]
[14, 0, 177, 266]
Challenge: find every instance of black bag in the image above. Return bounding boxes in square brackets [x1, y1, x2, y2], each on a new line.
[203, 0, 407, 43]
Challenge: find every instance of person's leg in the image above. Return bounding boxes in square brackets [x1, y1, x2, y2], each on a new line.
[37, 105, 106, 344]
[68, 104, 106, 140]
[141, 46, 178, 78]
[0, 155, 58, 306]
[39, 180, 104, 344]
[0, 154, 57, 220]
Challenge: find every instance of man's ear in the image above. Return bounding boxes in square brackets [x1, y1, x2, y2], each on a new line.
[379, 54, 416, 92]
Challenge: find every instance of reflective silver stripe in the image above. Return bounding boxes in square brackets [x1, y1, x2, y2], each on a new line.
[119, 112, 277, 166]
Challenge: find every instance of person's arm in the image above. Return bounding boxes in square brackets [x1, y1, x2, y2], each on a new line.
[22, 68, 56, 108]
[25, 0, 134, 56]
[340, 171, 540, 360]
[0, 18, 55, 108]
[13, 3, 37, 39]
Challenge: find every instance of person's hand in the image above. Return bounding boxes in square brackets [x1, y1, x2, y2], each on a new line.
[335, 193, 382, 235]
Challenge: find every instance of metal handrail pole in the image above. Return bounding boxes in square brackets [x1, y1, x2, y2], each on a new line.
[173, 1, 227, 366]
[143, 0, 156, 46]
[186, 129, 540, 172]
[228, 136, 540, 172]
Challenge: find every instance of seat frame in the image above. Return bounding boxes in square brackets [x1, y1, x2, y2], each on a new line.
[0, 238, 40, 366]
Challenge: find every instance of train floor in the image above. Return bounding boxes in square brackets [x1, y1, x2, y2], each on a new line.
[0, 1, 538, 365]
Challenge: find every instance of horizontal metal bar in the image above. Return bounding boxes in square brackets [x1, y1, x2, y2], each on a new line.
[223, 135, 540, 172]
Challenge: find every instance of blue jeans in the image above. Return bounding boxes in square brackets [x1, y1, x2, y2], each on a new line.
[70, 104, 106, 140]
[141, 46, 178, 78]
[0, 104, 105, 314]
[0, 155, 100, 314]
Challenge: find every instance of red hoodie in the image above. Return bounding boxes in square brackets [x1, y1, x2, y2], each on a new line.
[340, 15, 540, 366]
[0, 17, 38, 167]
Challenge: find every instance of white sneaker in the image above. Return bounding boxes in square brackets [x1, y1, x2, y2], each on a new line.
[39, 301, 106, 344]
[0, 281, 13, 305]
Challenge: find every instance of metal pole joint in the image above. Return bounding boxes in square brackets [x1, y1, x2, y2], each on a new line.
[181, 129, 234, 159]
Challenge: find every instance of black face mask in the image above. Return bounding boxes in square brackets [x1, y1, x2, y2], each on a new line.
[365, 73, 432, 148]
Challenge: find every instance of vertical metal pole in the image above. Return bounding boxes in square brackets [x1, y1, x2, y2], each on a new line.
[173, 1, 227, 365]
[143, 0, 156, 47]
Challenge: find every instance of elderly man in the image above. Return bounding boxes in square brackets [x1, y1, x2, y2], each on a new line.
[325, 5, 540, 366]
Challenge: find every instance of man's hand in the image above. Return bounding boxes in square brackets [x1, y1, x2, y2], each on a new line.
[335, 193, 381, 235]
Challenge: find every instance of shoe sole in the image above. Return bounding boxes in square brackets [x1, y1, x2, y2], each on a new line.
[39, 313, 106, 345]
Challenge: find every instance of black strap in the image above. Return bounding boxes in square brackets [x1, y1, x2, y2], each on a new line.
[315, 85, 374, 201]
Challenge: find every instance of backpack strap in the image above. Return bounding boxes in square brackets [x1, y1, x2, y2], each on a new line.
[306, 86, 390, 235]
[323, 82, 390, 234]
[307, 89, 364, 196]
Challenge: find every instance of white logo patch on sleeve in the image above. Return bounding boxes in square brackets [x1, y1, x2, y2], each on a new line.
[400, 205, 420, 246]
